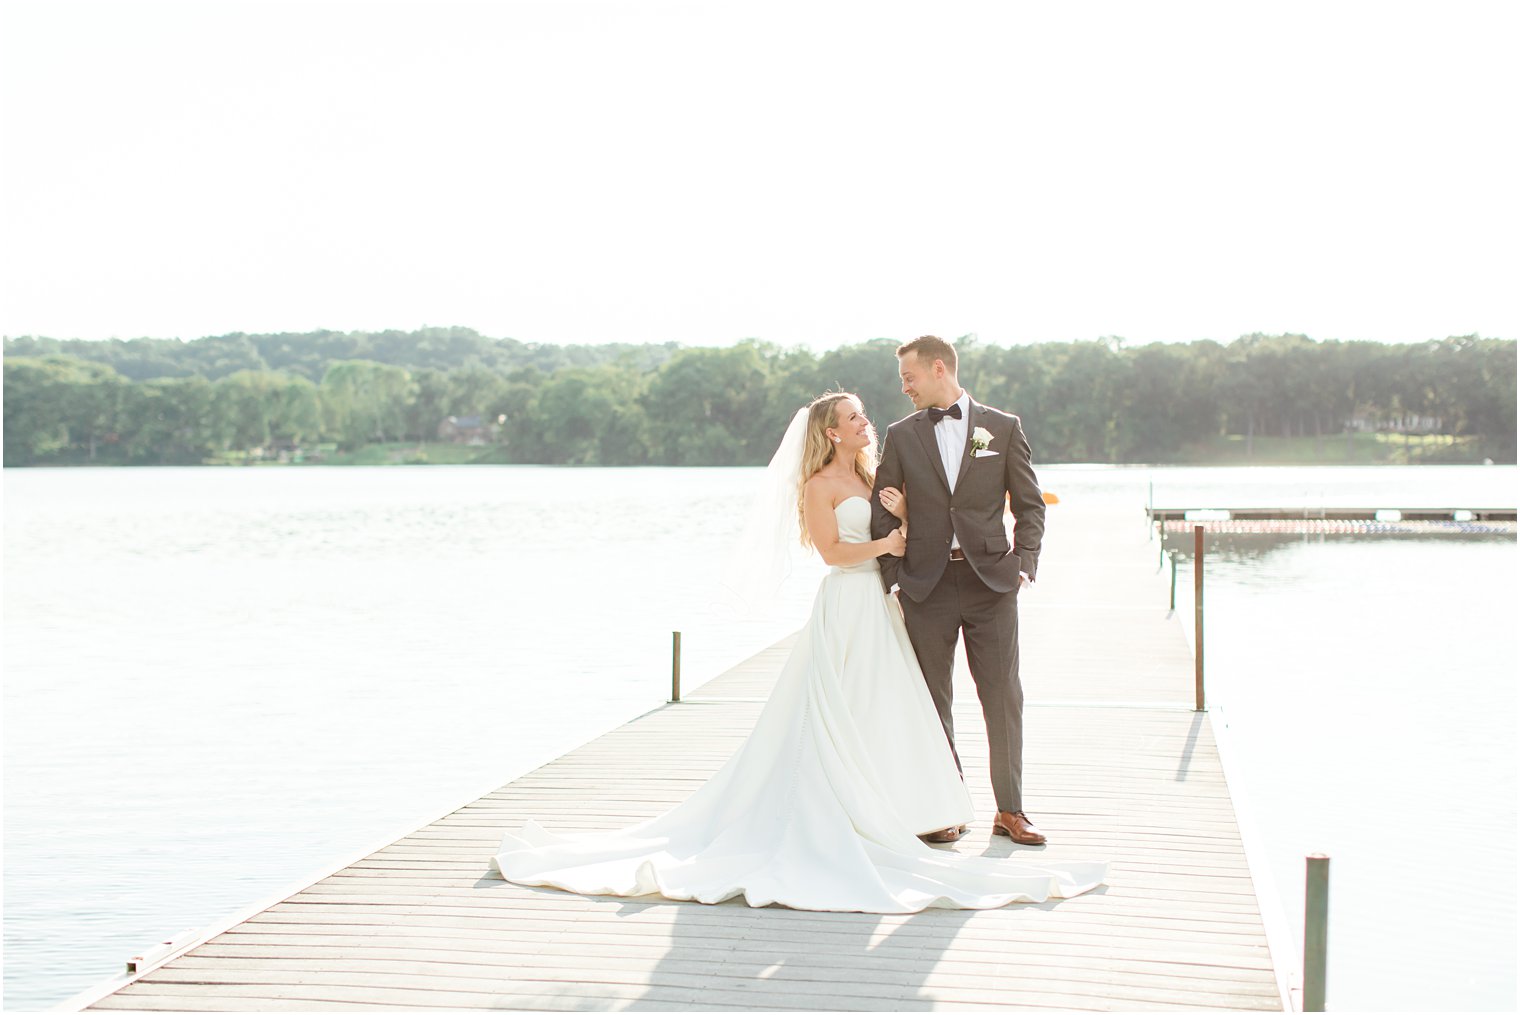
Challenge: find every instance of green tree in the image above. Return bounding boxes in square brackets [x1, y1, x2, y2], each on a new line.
[214, 371, 278, 451]
[1036, 339, 1127, 462]
[446, 365, 514, 427]
[641, 344, 773, 465]
[1, 355, 126, 462]
[320, 360, 416, 445]
[405, 368, 453, 441]
[529, 366, 650, 464]
[748, 345, 823, 459]
[1444, 336, 1517, 460]
[272, 374, 323, 445]
[496, 366, 546, 458]
[118, 376, 220, 464]
[4, 357, 73, 462]
[1116, 342, 1223, 460]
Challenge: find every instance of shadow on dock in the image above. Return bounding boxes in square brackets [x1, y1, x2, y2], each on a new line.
[1174, 712, 1205, 782]
[626, 902, 979, 1010]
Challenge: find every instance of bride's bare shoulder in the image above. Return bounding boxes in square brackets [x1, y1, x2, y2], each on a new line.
[803, 472, 846, 503]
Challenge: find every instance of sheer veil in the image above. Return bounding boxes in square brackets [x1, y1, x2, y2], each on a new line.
[718, 407, 812, 612]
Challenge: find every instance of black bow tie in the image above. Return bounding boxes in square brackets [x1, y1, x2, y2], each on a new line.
[927, 404, 963, 423]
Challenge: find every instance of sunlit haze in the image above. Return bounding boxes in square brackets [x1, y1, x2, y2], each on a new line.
[2, 0, 1516, 348]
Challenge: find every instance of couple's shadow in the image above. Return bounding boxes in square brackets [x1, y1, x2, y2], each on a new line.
[622, 895, 976, 1010]
[485, 836, 1097, 1009]
[615, 837, 1086, 1010]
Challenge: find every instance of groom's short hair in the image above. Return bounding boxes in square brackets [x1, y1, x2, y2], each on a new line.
[897, 335, 958, 374]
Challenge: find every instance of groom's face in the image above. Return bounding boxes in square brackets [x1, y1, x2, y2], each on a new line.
[898, 352, 951, 410]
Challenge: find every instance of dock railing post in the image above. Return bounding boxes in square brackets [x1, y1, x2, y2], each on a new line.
[1168, 551, 1180, 612]
[671, 631, 682, 703]
[1304, 854, 1330, 1011]
[1193, 525, 1205, 711]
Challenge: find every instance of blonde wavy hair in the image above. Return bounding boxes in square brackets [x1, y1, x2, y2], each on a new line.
[796, 391, 877, 548]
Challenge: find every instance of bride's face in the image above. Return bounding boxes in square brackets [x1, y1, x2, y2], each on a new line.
[830, 398, 874, 453]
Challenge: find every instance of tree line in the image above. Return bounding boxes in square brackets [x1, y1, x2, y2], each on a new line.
[3, 329, 1514, 466]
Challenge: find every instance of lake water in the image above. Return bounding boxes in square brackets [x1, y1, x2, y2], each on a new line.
[1145, 468, 1518, 1012]
[3, 465, 1515, 1011]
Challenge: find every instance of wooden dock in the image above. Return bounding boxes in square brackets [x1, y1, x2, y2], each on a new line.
[72, 498, 1287, 1012]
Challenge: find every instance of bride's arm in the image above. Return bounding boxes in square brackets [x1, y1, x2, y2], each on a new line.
[879, 486, 908, 530]
[871, 431, 906, 592]
[804, 481, 904, 567]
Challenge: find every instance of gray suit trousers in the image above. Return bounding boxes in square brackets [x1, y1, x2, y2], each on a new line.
[899, 559, 1024, 814]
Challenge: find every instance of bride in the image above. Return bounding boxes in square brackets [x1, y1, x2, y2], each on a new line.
[493, 392, 1106, 913]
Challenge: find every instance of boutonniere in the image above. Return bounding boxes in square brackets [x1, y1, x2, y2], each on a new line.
[970, 426, 998, 457]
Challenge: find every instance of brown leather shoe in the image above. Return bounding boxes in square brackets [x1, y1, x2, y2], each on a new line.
[920, 824, 967, 844]
[992, 811, 1047, 845]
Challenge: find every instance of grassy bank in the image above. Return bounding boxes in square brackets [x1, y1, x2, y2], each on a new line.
[201, 443, 514, 466]
[297, 443, 514, 466]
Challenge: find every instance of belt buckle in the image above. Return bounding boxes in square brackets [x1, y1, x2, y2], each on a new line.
[948, 547, 965, 561]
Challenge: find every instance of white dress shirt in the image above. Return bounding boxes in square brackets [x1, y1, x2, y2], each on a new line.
[932, 390, 972, 549]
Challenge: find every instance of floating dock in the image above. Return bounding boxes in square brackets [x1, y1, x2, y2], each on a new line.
[71, 498, 1287, 1011]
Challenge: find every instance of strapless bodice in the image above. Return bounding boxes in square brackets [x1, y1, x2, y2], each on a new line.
[833, 496, 872, 542]
[832, 497, 879, 574]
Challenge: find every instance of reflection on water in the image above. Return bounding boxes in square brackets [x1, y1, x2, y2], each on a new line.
[3, 464, 1515, 1010]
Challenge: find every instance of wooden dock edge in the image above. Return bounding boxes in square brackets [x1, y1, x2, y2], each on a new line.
[1207, 702, 1297, 1012]
[53, 637, 790, 1013]
[1170, 581, 1296, 1012]
[52, 769, 526, 1013]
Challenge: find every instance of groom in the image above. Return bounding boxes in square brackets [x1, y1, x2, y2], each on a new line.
[871, 335, 1048, 846]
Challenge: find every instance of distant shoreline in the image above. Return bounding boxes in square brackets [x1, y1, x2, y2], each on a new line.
[5, 433, 1506, 469]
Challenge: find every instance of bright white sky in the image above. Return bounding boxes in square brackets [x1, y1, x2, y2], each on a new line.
[2, 0, 1516, 349]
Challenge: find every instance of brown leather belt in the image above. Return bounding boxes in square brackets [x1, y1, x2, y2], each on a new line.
[948, 548, 966, 561]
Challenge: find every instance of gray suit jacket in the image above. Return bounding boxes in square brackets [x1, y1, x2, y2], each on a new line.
[870, 398, 1045, 602]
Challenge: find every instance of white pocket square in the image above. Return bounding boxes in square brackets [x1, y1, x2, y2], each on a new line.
[972, 449, 1000, 458]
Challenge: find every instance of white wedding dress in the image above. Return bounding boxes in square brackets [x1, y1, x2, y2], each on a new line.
[493, 497, 1107, 913]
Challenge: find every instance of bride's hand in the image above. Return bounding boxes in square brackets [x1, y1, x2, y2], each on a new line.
[882, 525, 906, 557]
[880, 486, 908, 520]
